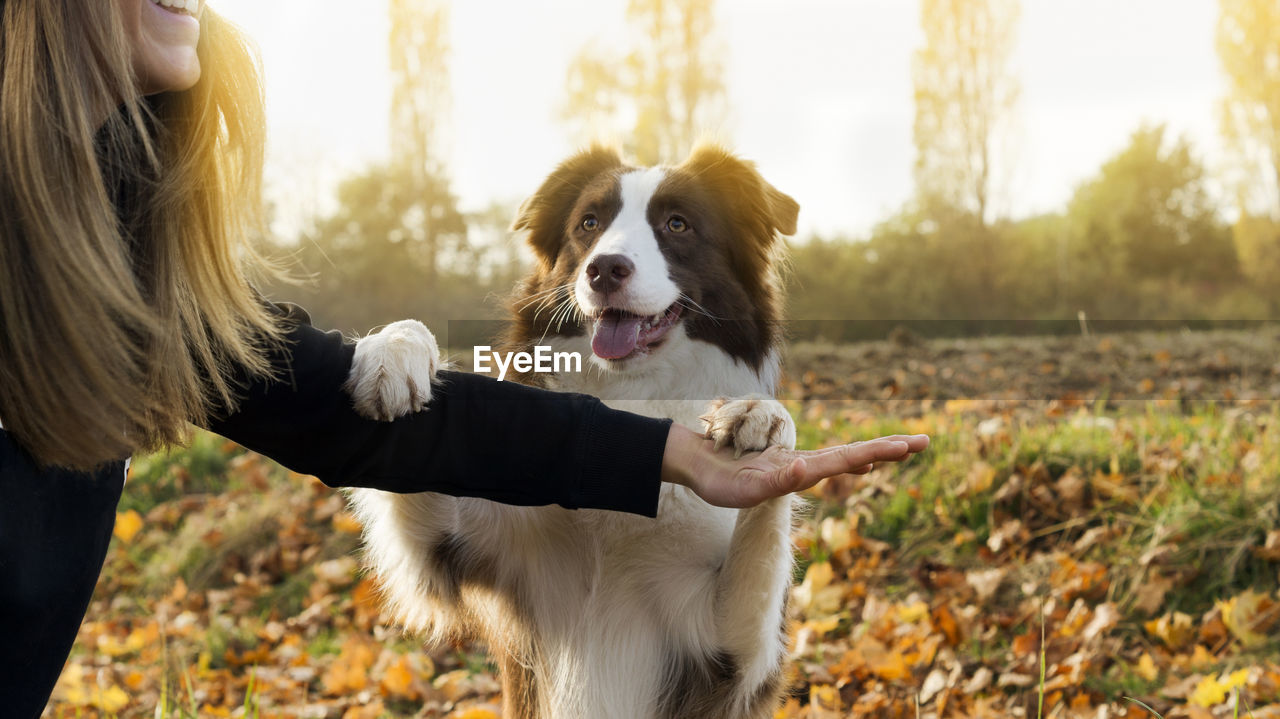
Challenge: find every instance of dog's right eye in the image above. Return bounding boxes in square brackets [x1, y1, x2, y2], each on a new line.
[581, 215, 600, 231]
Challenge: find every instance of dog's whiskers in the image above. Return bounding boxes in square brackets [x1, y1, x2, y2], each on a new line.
[552, 296, 581, 333]
[527, 284, 575, 325]
[536, 295, 580, 345]
[520, 283, 574, 311]
[676, 294, 724, 325]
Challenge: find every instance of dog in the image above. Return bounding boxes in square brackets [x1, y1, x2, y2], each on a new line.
[344, 144, 801, 719]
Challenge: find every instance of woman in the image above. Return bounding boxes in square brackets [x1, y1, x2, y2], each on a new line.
[0, 1, 927, 715]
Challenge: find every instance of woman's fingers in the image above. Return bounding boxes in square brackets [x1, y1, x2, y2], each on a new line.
[791, 439, 909, 483]
[711, 433, 931, 507]
[763, 435, 929, 496]
[796, 434, 930, 459]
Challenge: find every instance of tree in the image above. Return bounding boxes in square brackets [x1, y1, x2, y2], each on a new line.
[562, 0, 726, 165]
[388, 0, 456, 282]
[1217, 0, 1280, 217]
[1217, 0, 1280, 305]
[289, 164, 470, 332]
[1064, 125, 1238, 317]
[912, 0, 1020, 227]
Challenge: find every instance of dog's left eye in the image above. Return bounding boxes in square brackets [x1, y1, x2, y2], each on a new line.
[666, 216, 688, 233]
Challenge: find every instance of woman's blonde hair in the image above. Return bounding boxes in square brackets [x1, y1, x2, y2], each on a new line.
[0, 0, 282, 469]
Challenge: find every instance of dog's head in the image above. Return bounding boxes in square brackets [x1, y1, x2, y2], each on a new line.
[509, 144, 798, 372]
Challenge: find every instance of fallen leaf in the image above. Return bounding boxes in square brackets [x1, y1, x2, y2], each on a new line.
[819, 517, 854, 552]
[850, 634, 911, 682]
[321, 637, 376, 695]
[964, 666, 994, 693]
[380, 655, 422, 700]
[113, 510, 144, 543]
[965, 462, 996, 495]
[1252, 530, 1280, 561]
[809, 683, 841, 714]
[966, 567, 1006, 602]
[1134, 652, 1158, 682]
[434, 669, 477, 703]
[917, 667, 947, 704]
[1218, 589, 1279, 647]
[1144, 611, 1195, 650]
[315, 557, 359, 587]
[1188, 668, 1249, 707]
[794, 561, 842, 616]
[997, 672, 1034, 687]
[1133, 573, 1173, 615]
[1081, 602, 1119, 642]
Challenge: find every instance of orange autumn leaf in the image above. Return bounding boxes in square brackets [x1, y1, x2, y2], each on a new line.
[123, 670, 145, 691]
[931, 604, 961, 645]
[379, 655, 422, 700]
[224, 644, 272, 667]
[851, 635, 911, 682]
[321, 638, 376, 696]
[113, 509, 144, 543]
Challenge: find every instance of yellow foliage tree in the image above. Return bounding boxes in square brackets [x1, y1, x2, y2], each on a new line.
[1218, 0, 1280, 217]
[389, 0, 456, 282]
[912, 0, 1021, 227]
[1217, 0, 1280, 296]
[562, 0, 727, 165]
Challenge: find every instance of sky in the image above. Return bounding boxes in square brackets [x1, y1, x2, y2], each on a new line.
[210, 0, 1228, 241]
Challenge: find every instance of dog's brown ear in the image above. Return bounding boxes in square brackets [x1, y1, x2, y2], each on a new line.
[765, 184, 799, 237]
[681, 144, 799, 240]
[513, 146, 624, 265]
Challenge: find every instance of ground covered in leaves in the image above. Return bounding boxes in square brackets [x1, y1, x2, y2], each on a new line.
[45, 326, 1280, 718]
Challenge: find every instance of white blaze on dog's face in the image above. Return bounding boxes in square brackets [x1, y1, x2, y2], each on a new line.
[510, 145, 799, 373]
[574, 167, 685, 362]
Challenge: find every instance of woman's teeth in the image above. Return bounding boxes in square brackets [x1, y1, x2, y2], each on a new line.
[151, 0, 199, 14]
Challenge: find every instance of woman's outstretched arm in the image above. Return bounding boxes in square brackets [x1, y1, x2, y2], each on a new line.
[207, 305, 928, 516]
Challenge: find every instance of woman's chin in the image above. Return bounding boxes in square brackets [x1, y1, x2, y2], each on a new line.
[138, 52, 201, 96]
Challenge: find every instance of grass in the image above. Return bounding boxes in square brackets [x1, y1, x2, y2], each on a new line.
[150, 664, 264, 719]
[789, 397, 1280, 714]
[814, 402, 1280, 618]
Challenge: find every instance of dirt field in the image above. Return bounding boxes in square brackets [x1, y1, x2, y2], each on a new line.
[784, 323, 1280, 408]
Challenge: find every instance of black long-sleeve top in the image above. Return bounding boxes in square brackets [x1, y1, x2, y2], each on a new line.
[205, 305, 670, 517]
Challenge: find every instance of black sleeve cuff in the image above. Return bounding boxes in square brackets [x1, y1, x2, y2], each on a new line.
[572, 403, 670, 518]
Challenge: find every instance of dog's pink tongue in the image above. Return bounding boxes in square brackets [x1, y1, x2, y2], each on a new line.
[592, 311, 644, 359]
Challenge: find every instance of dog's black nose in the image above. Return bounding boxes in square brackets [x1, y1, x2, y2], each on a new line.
[586, 254, 634, 294]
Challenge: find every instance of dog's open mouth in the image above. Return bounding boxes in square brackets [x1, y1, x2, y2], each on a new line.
[591, 304, 683, 360]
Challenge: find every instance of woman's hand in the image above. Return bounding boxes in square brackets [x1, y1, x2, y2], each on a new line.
[661, 423, 930, 508]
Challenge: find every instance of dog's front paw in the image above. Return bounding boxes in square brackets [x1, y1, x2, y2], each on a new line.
[346, 319, 441, 421]
[700, 396, 797, 458]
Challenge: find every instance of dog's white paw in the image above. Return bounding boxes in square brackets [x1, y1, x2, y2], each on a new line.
[699, 396, 797, 458]
[347, 319, 441, 421]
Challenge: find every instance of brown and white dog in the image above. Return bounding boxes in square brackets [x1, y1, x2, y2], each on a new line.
[345, 145, 800, 719]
